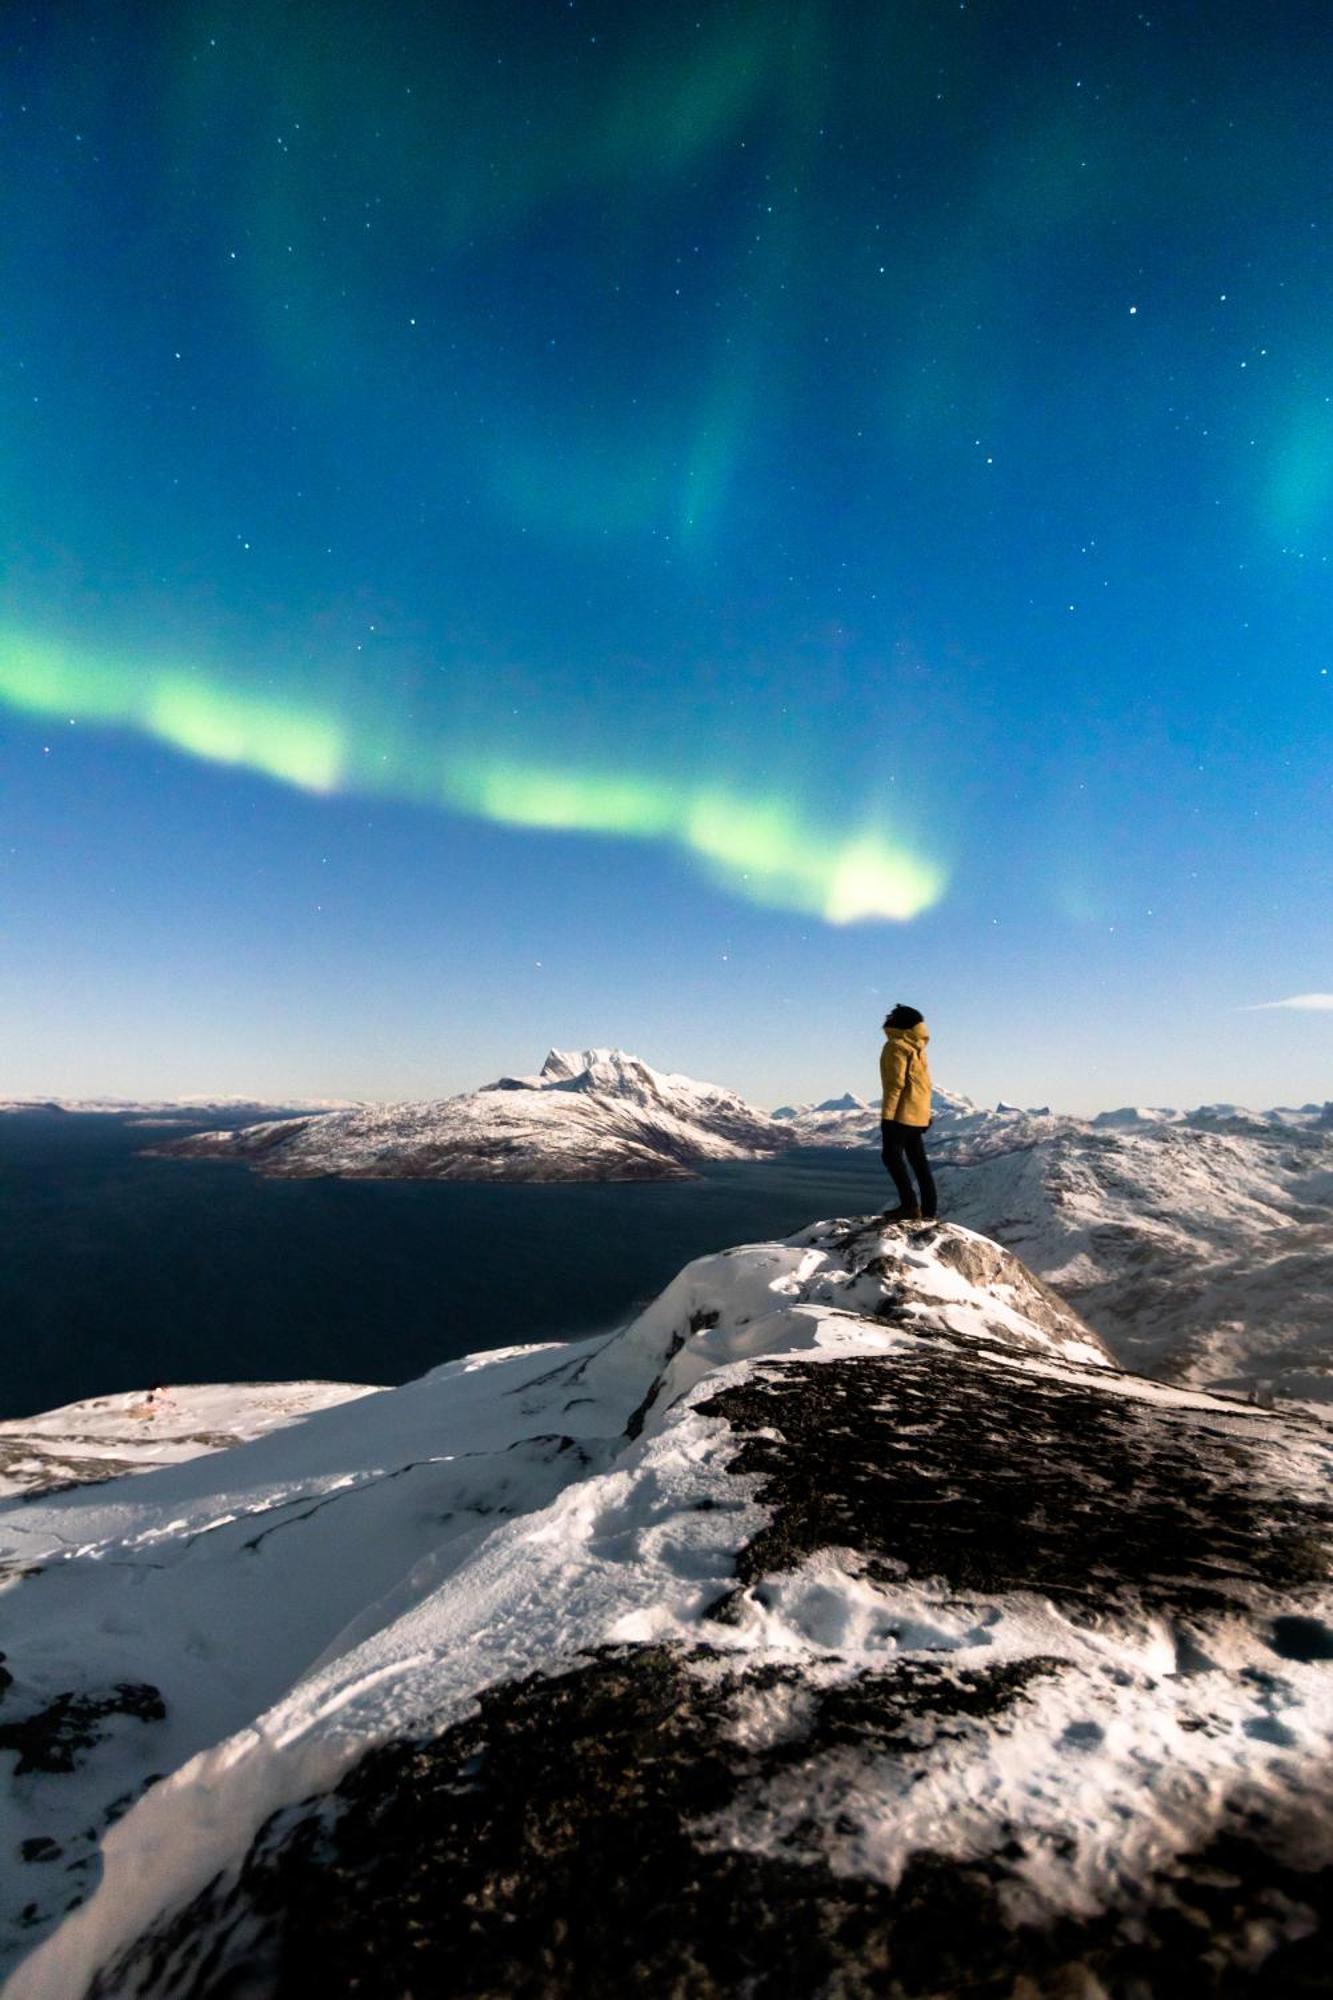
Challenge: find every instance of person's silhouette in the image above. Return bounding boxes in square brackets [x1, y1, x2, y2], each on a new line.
[879, 1003, 937, 1223]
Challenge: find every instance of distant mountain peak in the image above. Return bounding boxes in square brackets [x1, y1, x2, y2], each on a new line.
[539, 1047, 663, 1095]
[156, 1048, 787, 1183]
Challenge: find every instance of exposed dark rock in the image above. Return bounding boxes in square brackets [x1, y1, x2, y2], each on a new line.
[0, 1440, 199, 1499]
[624, 1308, 720, 1442]
[698, 1353, 1333, 1617]
[1269, 1615, 1333, 1662]
[90, 1647, 1333, 1999]
[0, 1684, 166, 1776]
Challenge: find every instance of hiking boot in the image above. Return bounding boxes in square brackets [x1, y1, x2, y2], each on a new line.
[881, 1204, 922, 1223]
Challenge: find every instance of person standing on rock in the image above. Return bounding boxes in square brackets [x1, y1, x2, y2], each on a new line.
[880, 1004, 937, 1222]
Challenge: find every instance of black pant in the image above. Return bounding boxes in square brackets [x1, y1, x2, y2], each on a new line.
[881, 1119, 937, 1216]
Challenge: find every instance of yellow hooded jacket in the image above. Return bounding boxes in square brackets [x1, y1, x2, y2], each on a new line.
[880, 1021, 932, 1127]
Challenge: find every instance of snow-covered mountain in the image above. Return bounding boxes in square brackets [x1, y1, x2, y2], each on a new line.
[772, 1089, 1333, 1148]
[773, 1083, 979, 1143]
[768, 1096, 872, 1128]
[154, 1048, 791, 1182]
[774, 1092, 1333, 1402]
[937, 1112, 1333, 1403]
[5, 1217, 1333, 1996]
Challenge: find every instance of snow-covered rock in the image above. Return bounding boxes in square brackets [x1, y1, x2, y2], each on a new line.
[5, 1219, 1333, 1997]
[153, 1049, 790, 1182]
[1091, 1104, 1186, 1129]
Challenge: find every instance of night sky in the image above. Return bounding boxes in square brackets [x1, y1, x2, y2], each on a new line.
[2, 1, 1329, 1111]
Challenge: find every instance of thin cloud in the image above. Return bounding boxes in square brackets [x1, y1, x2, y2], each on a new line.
[1244, 993, 1333, 1011]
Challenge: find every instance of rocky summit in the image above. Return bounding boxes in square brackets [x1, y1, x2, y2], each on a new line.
[4, 1219, 1332, 1997]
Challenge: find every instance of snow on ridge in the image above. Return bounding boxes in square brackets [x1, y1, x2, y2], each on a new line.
[5, 1216, 1332, 1997]
[527, 1045, 758, 1112]
[773, 1083, 988, 1136]
[0, 1381, 384, 1499]
[774, 1089, 1333, 1143]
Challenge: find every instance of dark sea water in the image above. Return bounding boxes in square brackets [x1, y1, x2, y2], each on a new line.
[0, 1113, 889, 1420]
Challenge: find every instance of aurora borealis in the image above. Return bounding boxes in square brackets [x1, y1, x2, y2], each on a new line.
[0, 628, 943, 922]
[2, 1, 1329, 1107]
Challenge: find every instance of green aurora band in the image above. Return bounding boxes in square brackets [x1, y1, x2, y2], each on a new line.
[0, 630, 946, 925]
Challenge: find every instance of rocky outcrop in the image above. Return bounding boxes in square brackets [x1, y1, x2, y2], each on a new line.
[93, 1647, 1333, 2000]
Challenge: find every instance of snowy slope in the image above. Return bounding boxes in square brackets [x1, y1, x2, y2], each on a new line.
[5, 1219, 1333, 1996]
[0, 1382, 382, 1499]
[935, 1114, 1333, 1401]
[154, 1048, 791, 1182]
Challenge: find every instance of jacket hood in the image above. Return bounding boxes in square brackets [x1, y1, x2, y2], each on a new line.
[886, 1021, 930, 1047]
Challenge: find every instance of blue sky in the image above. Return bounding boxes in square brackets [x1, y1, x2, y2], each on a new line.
[1, 0, 1329, 1110]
